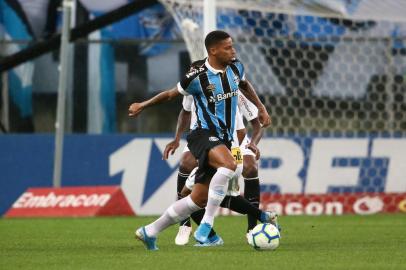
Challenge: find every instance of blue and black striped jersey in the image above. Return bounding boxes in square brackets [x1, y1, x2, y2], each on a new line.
[177, 58, 245, 142]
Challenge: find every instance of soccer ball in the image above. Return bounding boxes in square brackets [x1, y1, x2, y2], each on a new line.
[248, 223, 280, 251]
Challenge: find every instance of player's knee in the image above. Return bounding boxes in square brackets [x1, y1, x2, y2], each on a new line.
[179, 156, 197, 174]
[222, 159, 237, 172]
[242, 162, 258, 178]
[190, 194, 207, 208]
[190, 186, 208, 208]
[197, 197, 207, 208]
[180, 186, 191, 198]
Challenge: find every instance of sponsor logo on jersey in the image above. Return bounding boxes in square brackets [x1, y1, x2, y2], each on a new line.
[186, 67, 205, 78]
[239, 95, 254, 117]
[208, 91, 238, 103]
[209, 136, 219, 142]
[231, 147, 243, 164]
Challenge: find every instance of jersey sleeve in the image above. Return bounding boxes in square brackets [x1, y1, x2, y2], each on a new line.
[177, 67, 202, 96]
[238, 92, 258, 121]
[182, 95, 194, 112]
[177, 81, 190, 96]
[232, 59, 246, 81]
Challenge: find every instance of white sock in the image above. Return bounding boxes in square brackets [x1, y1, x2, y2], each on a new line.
[201, 167, 235, 226]
[145, 195, 201, 237]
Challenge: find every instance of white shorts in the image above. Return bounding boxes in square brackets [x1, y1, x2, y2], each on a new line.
[240, 135, 255, 157]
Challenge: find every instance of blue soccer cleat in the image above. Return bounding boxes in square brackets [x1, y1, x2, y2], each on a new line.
[260, 211, 282, 232]
[135, 227, 158, 251]
[194, 234, 224, 247]
[194, 222, 212, 243]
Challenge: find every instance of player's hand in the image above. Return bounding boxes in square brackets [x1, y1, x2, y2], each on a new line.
[246, 142, 260, 160]
[128, 102, 144, 117]
[163, 140, 180, 160]
[258, 106, 271, 127]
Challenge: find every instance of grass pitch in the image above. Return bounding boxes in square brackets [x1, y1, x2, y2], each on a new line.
[0, 215, 405, 270]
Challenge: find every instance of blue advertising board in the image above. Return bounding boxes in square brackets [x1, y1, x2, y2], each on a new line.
[1, 135, 406, 216]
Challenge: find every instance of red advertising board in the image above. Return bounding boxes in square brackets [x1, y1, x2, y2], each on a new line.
[4, 186, 134, 217]
[259, 193, 406, 215]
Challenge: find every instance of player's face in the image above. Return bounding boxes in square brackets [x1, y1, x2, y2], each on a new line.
[213, 37, 236, 65]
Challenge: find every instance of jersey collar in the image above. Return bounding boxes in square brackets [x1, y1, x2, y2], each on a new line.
[205, 58, 225, 74]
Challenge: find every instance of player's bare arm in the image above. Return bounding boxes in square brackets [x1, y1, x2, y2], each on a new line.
[239, 80, 271, 127]
[128, 86, 179, 117]
[249, 118, 264, 146]
[236, 129, 246, 145]
[163, 109, 191, 160]
[246, 117, 263, 160]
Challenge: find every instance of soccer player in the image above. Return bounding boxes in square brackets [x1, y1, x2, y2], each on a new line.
[167, 100, 278, 246]
[164, 93, 268, 245]
[129, 30, 270, 250]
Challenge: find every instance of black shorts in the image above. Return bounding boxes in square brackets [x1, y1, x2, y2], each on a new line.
[186, 128, 231, 184]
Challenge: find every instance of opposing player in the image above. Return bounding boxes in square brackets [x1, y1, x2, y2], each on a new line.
[164, 93, 268, 245]
[237, 94, 264, 238]
[129, 30, 270, 250]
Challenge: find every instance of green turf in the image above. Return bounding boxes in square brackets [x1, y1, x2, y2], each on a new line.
[1, 215, 405, 270]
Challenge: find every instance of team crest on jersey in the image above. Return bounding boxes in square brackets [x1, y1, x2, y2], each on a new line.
[206, 84, 216, 91]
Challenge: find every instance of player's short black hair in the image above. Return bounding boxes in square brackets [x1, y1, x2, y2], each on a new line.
[204, 30, 231, 51]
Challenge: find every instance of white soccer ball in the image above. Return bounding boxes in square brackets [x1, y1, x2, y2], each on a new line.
[248, 223, 280, 251]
